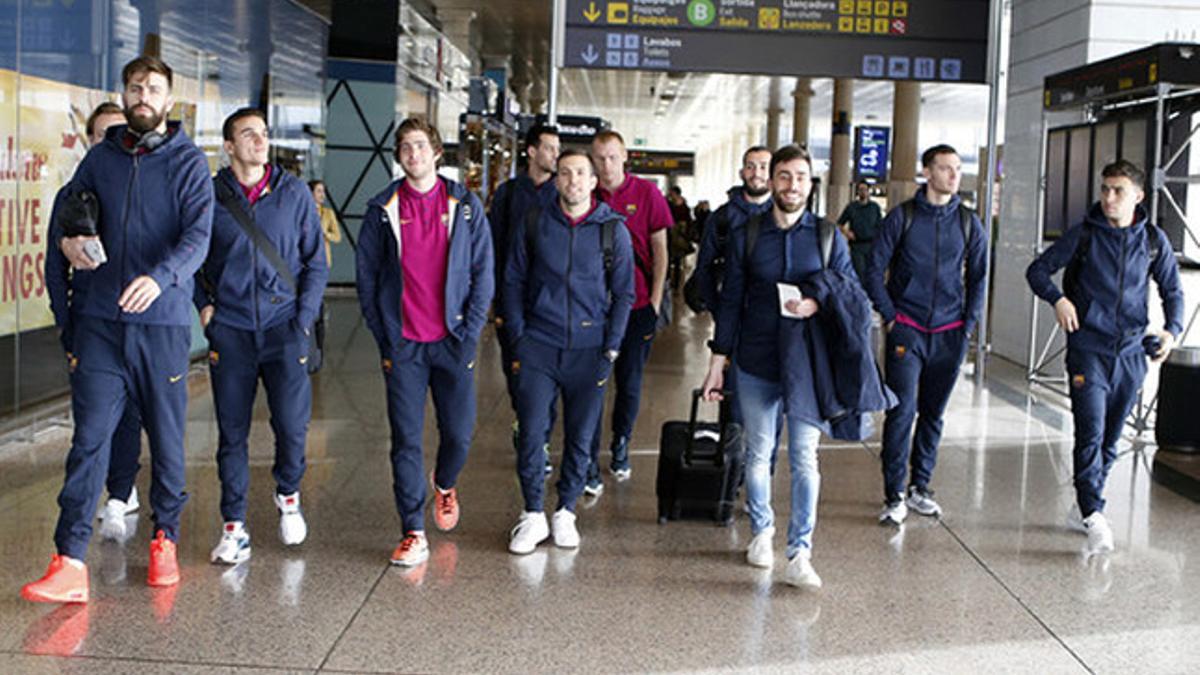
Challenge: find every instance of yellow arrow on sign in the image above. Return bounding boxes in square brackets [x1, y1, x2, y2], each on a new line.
[583, 1, 601, 22]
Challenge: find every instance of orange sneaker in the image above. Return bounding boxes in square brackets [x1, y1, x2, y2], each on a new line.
[21, 555, 89, 604]
[431, 473, 460, 532]
[147, 531, 180, 587]
[389, 532, 429, 567]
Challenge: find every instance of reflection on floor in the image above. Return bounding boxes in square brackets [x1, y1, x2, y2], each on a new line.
[1, 297, 1197, 674]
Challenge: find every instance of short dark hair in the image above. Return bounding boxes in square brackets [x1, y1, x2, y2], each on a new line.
[525, 124, 558, 149]
[394, 117, 444, 161]
[770, 144, 813, 177]
[121, 55, 173, 89]
[1100, 159, 1145, 189]
[742, 145, 771, 164]
[669, 186, 682, 196]
[856, 179, 872, 188]
[591, 129, 625, 147]
[308, 179, 325, 191]
[222, 107, 268, 141]
[557, 148, 595, 174]
[86, 102, 124, 138]
[921, 144, 958, 168]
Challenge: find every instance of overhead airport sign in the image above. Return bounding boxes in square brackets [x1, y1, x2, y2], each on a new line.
[561, 0, 990, 83]
[1043, 42, 1200, 110]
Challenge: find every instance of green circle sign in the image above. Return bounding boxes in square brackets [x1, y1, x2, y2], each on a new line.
[687, 0, 716, 27]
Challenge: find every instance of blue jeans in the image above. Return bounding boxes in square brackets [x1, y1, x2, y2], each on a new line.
[737, 367, 822, 560]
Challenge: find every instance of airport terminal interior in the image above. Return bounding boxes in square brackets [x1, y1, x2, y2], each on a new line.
[2, 0, 1200, 673]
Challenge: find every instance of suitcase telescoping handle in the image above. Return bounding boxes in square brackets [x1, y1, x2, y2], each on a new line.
[686, 388, 734, 466]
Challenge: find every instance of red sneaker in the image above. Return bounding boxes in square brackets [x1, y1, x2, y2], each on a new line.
[389, 532, 429, 567]
[147, 531, 180, 587]
[430, 473, 460, 532]
[21, 555, 89, 604]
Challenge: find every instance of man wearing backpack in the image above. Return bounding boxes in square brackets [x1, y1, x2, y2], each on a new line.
[1026, 159, 1182, 553]
[489, 125, 560, 476]
[865, 144, 987, 526]
[503, 149, 635, 554]
[195, 108, 328, 565]
[700, 144, 855, 588]
[586, 130, 674, 492]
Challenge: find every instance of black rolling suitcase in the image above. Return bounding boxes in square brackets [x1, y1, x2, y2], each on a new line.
[656, 389, 745, 526]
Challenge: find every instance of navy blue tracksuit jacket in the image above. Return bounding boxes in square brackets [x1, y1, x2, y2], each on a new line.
[489, 173, 557, 311]
[194, 166, 328, 332]
[356, 176, 495, 358]
[864, 187, 988, 333]
[501, 201, 636, 354]
[1027, 204, 1184, 355]
[693, 186, 772, 318]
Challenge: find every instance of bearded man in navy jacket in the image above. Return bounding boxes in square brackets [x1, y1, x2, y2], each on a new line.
[24, 56, 212, 603]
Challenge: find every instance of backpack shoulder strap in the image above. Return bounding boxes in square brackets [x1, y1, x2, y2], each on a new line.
[958, 204, 975, 247]
[744, 215, 761, 265]
[602, 218, 617, 274]
[901, 199, 916, 238]
[818, 217, 836, 268]
[523, 205, 541, 263]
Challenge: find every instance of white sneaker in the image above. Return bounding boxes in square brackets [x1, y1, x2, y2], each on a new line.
[551, 509, 580, 549]
[98, 498, 129, 541]
[1066, 503, 1087, 533]
[746, 527, 775, 568]
[879, 498, 908, 525]
[275, 492, 307, 546]
[784, 555, 822, 589]
[905, 486, 942, 517]
[509, 512, 550, 555]
[123, 487, 140, 514]
[1083, 511, 1114, 553]
[211, 522, 252, 564]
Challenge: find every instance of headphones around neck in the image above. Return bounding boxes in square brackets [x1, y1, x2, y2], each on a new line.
[125, 128, 167, 154]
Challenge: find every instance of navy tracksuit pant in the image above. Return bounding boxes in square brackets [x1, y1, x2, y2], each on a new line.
[383, 337, 477, 533]
[105, 405, 143, 502]
[515, 340, 610, 512]
[54, 319, 190, 561]
[207, 319, 312, 524]
[1066, 347, 1146, 518]
[498, 323, 557, 438]
[881, 324, 968, 499]
[590, 304, 656, 469]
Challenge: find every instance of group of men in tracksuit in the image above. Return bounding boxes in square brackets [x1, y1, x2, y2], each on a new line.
[24, 56, 329, 604]
[22, 55, 1184, 603]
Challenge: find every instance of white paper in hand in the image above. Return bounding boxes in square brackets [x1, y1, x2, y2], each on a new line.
[777, 283, 804, 318]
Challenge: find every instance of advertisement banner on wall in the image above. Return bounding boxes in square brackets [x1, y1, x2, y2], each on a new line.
[0, 68, 116, 336]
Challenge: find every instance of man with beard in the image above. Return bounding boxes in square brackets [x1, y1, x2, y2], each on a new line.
[700, 144, 855, 588]
[489, 125, 560, 475]
[689, 146, 772, 428]
[356, 118, 493, 567]
[503, 149, 635, 554]
[197, 108, 328, 564]
[46, 102, 147, 545]
[23, 56, 212, 602]
[585, 130, 673, 494]
[865, 145, 987, 526]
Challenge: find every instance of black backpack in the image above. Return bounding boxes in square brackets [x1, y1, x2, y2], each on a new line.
[682, 210, 731, 314]
[1062, 221, 1164, 299]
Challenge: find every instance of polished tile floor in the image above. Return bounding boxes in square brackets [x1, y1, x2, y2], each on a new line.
[1, 296, 1198, 674]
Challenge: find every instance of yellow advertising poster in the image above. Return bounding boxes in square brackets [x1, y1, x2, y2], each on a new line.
[0, 68, 117, 336]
